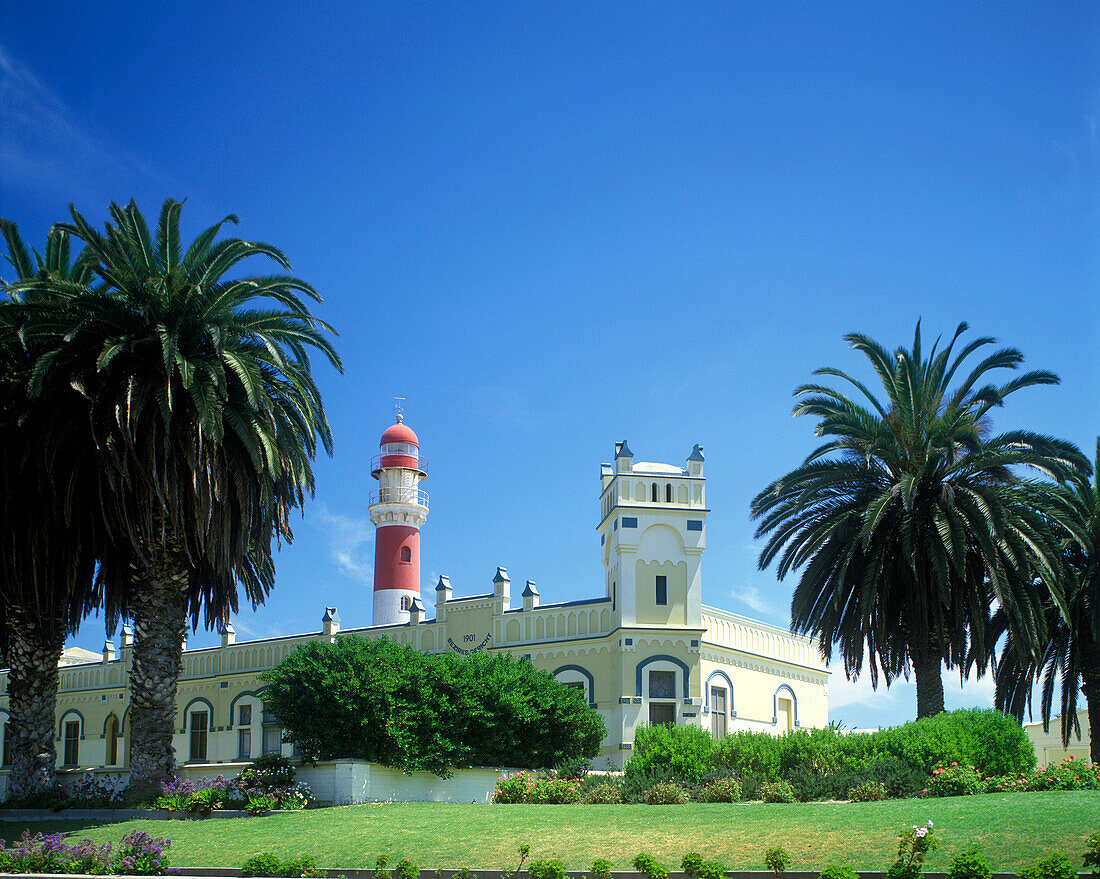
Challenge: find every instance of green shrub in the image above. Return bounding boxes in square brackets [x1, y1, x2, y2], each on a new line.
[697, 860, 726, 879]
[643, 780, 689, 804]
[713, 731, 783, 780]
[1084, 832, 1100, 874]
[246, 793, 277, 815]
[528, 860, 566, 879]
[848, 780, 887, 802]
[591, 859, 613, 879]
[241, 854, 283, 877]
[873, 709, 1034, 776]
[621, 766, 677, 803]
[764, 847, 791, 876]
[372, 854, 390, 879]
[626, 724, 715, 783]
[1017, 853, 1076, 879]
[681, 853, 725, 879]
[819, 866, 858, 879]
[711, 709, 1033, 783]
[949, 847, 991, 879]
[581, 779, 623, 804]
[927, 763, 983, 797]
[699, 776, 742, 803]
[633, 853, 670, 879]
[261, 636, 605, 775]
[682, 853, 706, 877]
[394, 858, 420, 879]
[453, 869, 477, 879]
[759, 780, 796, 803]
[186, 787, 218, 816]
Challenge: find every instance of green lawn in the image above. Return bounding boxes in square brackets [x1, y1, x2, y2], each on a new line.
[4, 793, 1098, 872]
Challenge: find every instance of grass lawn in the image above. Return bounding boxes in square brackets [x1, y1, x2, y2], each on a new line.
[4, 792, 1098, 872]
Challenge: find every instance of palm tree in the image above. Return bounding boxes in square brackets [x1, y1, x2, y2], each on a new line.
[15, 199, 342, 802]
[751, 322, 1088, 718]
[994, 438, 1099, 762]
[0, 220, 100, 798]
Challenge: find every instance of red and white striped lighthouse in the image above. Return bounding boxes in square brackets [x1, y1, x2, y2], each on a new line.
[367, 410, 428, 626]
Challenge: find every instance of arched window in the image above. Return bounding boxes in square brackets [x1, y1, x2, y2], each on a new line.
[665, 483, 672, 502]
[400, 595, 411, 611]
[400, 546, 411, 563]
[651, 483, 658, 502]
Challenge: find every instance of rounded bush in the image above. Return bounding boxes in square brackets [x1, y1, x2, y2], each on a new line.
[643, 780, 689, 805]
[759, 779, 796, 803]
[700, 776, 742, 802]
[581, 779, 623, 804]
[927, 763, 982, 797]
[948, 847, 991, 879]
[847, 780, 887, 802]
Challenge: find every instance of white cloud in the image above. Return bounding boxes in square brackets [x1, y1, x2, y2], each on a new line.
[311, 503, 374, 584]
[231, 618, 287, 641]
[733, 585, 773, 616]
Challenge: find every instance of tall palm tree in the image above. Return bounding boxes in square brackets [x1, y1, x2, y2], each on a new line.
[15, 199, 342, 802]
[994, 438, 1099, 762]
[751, 322, 1088, 718]
[0, 220, 100, 798]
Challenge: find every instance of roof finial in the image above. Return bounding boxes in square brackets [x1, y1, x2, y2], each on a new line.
[394, 395, 406, 423]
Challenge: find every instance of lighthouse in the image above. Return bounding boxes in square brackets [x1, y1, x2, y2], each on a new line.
[368, 410, 428, 626]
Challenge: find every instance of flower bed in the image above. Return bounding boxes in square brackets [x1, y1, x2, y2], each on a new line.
[0, 830, 171, 875]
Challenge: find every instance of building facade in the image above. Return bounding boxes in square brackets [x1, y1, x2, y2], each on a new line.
[0, 419, 829, 785]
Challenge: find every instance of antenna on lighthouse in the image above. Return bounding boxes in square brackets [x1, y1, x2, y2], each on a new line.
[393, 395, 406, 423]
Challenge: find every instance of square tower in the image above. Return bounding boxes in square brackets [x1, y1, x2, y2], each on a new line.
[598, 442, 707, 629]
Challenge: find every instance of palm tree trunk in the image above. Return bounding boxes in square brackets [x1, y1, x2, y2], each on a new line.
[5, 607, 65, 800]
[123, 552, 189, 805]
[912, 650, 945, 719]
[1081, 641, 1100, 765]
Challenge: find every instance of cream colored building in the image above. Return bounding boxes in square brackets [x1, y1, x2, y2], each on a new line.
[1024, 709, 1091, 765]
[0, 439, 829, 786]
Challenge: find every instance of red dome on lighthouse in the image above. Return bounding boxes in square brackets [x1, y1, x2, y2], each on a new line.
[380, 416, 419, 447]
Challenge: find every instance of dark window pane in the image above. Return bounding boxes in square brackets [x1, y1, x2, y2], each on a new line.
[649, 702, 676, 725]
[649, 670, 675, 699]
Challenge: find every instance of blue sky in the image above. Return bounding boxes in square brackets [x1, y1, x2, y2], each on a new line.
[1, 2, 1097, 728]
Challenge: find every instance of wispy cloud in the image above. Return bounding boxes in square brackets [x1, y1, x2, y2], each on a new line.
[733, 586, 773, 616]
[311, 503, 374, 584]
[0, 43, 170, 202]
[231, 618, 288, 641]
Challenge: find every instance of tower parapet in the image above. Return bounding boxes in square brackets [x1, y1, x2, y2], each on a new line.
[368, 412, 428, 626]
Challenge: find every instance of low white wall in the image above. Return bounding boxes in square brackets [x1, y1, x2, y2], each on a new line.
[297, 760, 510, 804]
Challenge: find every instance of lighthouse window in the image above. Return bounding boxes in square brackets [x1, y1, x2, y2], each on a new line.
[400, 595, 411, 611]
[651, 483, 658, 502]
[400, 546, 411, 563]
[665, 483, 672, 503]
[656, 575, 667, 606]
